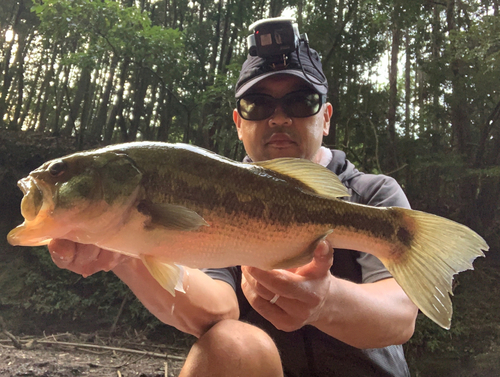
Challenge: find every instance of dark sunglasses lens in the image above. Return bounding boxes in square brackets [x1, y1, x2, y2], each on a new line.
[284, 92, 322, 118]
[238, 91, 322, 120]
[238, 95, 275, 121]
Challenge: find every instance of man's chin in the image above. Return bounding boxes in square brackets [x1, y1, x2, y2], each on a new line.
[264, 143, 302, 160]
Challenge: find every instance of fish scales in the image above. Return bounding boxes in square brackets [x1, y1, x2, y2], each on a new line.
[135, 147, 311, 222]
[7, 141, 489, 330]
[132, 145, 405, 243]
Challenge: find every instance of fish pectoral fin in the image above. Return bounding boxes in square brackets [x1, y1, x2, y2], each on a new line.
[253, 158, 349, 199]
[271, 231, 333, 270]
[140, 255, 185, 296]
[383, 208, 488, 330]
[138, 201, 208, 231]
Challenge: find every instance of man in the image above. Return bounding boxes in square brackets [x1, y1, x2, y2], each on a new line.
[49, 43, 418, 376]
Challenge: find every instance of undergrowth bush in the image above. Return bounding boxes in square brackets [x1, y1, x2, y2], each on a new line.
[405, 257, 500, 374]
[20, 247, 163, 331]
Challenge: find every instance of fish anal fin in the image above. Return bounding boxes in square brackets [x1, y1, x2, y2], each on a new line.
[138, 201, 208, 231]
[253, 158, 349, 200]
[271, 231, 333, 270]
[140, 255, 185, 296]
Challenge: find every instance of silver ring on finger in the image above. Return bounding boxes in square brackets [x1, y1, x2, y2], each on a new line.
[269, 294, 280, 304]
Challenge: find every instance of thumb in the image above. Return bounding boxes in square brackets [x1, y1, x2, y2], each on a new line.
[295, 240, 333, 278]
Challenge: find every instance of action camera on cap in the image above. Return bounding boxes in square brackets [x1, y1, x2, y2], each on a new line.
[235, 17, 328, 98]
[247, 18, 305, 59]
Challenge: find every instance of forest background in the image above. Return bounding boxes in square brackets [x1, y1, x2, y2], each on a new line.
[0, 0, 499, 375]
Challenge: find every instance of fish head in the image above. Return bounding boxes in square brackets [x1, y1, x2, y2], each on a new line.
[7, 150, 143, 246]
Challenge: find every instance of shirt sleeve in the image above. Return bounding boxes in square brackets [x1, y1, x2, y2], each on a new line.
[348, 174, 411, 283]
[202, 266, 239, 291]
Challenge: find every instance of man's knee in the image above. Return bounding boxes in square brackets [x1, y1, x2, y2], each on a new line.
[204, 319, 274, 350]
[180, 319, 283, 377]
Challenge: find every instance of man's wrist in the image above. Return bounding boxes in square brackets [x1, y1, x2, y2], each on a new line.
[309, 275, 340, 330]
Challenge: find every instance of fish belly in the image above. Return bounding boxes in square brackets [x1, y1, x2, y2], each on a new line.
[95, 209, 329, 270]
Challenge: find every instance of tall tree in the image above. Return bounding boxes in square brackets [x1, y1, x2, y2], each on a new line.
[387, 1, 402, 170]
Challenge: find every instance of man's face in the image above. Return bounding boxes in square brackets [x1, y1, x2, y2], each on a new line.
[233, 75, 332, 163]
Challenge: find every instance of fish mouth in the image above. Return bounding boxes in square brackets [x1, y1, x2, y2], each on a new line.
[19, 177, 45, 222]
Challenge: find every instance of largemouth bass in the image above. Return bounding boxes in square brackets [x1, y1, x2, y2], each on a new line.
[7, 142, 488, 329]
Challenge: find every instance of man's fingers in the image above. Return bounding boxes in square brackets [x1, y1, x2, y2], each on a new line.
[314, 240, 332, 259]
[241, 268, 276, 301]
[242, 273, 289, 320]
[243, 267, 293, 297]
[294, 241, 333, 278]
[48, 239, 77, 267]
[48, 240, 118, 276]
[72, 244, 102, 265]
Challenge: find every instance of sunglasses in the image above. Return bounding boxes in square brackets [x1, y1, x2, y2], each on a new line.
[237, 90, 325, 121]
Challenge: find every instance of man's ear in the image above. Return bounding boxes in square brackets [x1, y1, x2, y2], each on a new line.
[323, 103, 333, 136]
[233, 109, 244, 140]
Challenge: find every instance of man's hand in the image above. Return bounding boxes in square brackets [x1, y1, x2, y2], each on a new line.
[48, 239, 130, 277]
[241, 240, 333, 332]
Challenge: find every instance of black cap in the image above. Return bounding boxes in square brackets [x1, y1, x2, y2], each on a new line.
[235, 46, 328, 99]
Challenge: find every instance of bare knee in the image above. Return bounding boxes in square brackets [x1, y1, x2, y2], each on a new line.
[179, 319, 283, 377]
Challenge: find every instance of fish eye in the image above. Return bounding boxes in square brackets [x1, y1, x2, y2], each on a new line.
[48, 160, 67, 177]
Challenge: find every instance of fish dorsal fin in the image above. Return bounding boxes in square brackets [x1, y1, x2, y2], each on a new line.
[253, 158, 349, 199]
[140, 255, 185, 296]
[138, 201, 209, 231]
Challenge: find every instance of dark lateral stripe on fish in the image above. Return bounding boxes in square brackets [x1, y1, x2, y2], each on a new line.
[123, 146, 415, 248]
[138, 167, 414, 251]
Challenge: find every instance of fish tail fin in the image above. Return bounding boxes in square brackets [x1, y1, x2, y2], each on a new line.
[140, 255, 185, 296]
[383, 208, 488, 329]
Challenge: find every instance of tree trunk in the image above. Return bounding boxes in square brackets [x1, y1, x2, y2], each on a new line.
[128, 69, 150, 141]
[10, 29, 32, 130]
[430, 3, 441, 132]
[19, 46, 43, 130]
[142, 79, 158, 140]
[474, 99, 500, 167]
[222, 26, 238, 72]
[387, 5, 401, 170]
[77, 67, 96, 148]
[53, 66, 70, 136]
[269, 0, 283, 17]
[104, 59, 130, 144]
[297, 0, 303, 30]
[404, 28, 411, 138]
[217, 0, 231, 74]
[35, 45, 58, 133]
[61, 66, 92, 137]
[90, 54, 119, 142]
[447, 0, 471, 156]
[0, 1, 23, 128]
[490, 117, 500, 165]
[157, 86, 173, 141]
[209, 0, 222, 81]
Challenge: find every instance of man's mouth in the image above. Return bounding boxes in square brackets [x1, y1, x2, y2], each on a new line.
[266, 133, 296, 148]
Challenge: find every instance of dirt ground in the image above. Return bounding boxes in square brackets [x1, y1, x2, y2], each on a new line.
[0, 333, 188, 377]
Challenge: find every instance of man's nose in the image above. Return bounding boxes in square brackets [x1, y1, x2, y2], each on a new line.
[269, 106, 292, 127]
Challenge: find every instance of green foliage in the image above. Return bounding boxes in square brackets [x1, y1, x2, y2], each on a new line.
[32, 0, 183, 71]
[20, 247, 158, 328]
[406, 259, 500, 373]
